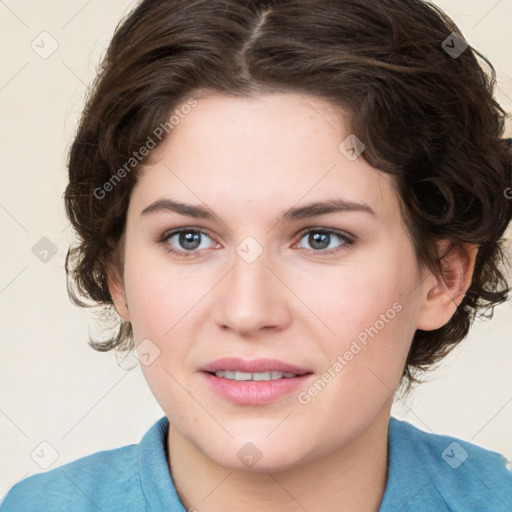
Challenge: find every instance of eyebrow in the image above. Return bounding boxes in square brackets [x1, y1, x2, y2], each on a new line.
[140, 198, 376, 222]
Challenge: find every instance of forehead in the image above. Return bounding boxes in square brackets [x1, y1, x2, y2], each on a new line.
[130, 93, 400, 224]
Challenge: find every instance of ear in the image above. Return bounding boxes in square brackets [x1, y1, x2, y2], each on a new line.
[416, 240, 479, 331]
[106, 262, 131, 323]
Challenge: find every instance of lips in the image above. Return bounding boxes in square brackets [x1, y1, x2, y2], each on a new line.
[199, 357, 313, 375]
[200, 359, 315, 405]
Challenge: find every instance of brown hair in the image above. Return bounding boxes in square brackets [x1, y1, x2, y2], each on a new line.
[64, 0, 512, 392]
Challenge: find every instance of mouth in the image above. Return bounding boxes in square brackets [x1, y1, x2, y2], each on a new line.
[199, 357, 314, 405]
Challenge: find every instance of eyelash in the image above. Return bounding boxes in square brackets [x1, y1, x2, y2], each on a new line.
[158, 227, 356, 258]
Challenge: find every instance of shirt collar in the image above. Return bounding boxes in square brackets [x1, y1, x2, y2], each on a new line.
[138, 416, 187, 511]
[378, 417, 450, 511]
[137, 415, 437, 511]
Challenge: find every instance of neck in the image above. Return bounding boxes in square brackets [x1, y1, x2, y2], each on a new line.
[167, 407, 390, 512]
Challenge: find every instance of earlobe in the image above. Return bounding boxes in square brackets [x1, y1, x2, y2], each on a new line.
[416, 241, 478, 331]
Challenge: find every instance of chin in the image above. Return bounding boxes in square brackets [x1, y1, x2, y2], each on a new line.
[200, 437, 312, 473]
[220, 453, 304, 473]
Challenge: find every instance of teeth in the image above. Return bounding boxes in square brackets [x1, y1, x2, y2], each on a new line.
[214, 370, 298, 381]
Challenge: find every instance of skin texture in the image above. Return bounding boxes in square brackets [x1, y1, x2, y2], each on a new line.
[108, 92, 477, 512]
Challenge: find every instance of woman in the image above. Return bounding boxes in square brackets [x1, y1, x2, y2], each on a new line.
[2, 0, 511, 510]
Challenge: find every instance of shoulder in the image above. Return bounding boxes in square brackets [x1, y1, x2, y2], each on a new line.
[387, 417, 512, 511]
[0, 444, 145, 512]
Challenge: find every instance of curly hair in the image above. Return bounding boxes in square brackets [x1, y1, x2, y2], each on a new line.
[64, 0, 512, 393]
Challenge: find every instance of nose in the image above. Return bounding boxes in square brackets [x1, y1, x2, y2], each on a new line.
[214, 245, 291, 337]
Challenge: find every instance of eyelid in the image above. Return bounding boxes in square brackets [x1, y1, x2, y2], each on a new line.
[159, 227, 216, 242]
[295, 226, 355, 242]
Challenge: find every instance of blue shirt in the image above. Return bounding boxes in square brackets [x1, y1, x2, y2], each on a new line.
[1, 416, 511, 511]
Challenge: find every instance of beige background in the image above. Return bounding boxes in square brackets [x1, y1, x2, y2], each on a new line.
[0, 0, 511, 498]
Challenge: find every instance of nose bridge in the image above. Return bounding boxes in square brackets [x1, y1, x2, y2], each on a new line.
[215, 237, 287, 333]
[232, 236, 269, 290]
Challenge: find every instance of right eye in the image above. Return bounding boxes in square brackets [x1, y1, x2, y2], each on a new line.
[160, 228, 217, 257]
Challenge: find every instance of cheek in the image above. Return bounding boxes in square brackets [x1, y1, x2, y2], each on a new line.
[123, 248, 205, 340]
[298, 250, 417, 392]
[293, 254, 409, 339]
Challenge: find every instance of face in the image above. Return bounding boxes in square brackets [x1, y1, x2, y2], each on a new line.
[110, 92, 450, 472]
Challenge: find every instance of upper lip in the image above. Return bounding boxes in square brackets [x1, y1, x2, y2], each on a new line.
[200, 357, 312, 375]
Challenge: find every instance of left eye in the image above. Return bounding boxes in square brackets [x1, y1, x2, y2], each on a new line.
[296, 229, 353, 253]
[161, 228, 354, 257]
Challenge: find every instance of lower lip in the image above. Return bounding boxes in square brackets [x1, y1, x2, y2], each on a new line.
[201, 372, 314, 405]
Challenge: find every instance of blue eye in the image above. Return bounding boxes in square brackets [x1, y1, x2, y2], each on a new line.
[162, 229, 215, 257]
[159, 227, 355, 258]
[296, 228, 354, 254]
